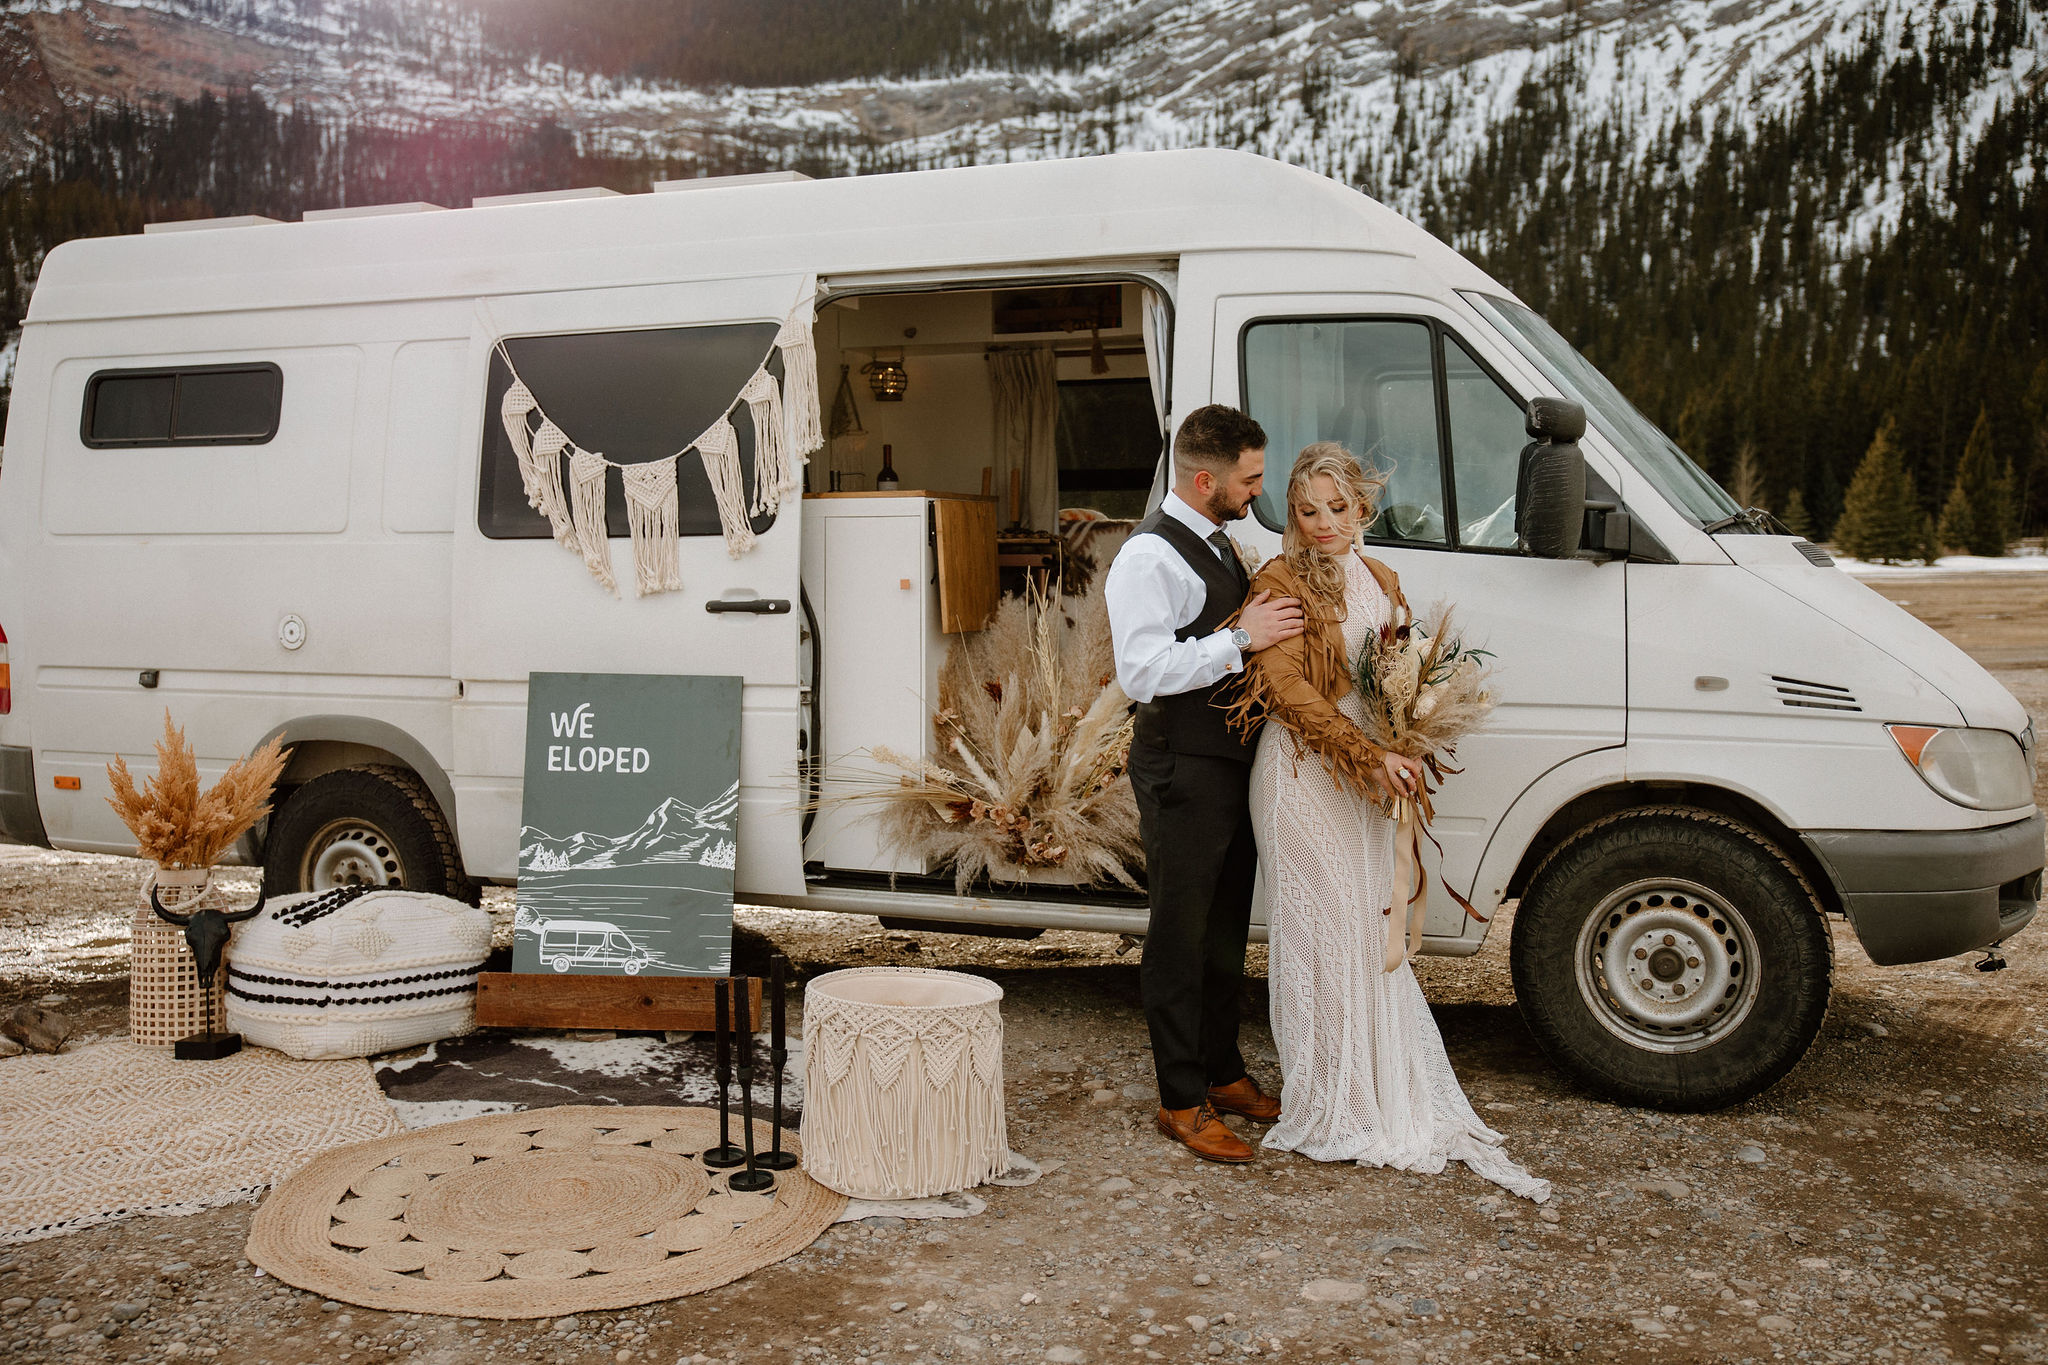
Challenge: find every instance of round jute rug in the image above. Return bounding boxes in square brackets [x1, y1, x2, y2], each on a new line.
[246, 1106, 844, 1317]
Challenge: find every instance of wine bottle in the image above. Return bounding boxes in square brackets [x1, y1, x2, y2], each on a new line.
[876, 444, 900, 490]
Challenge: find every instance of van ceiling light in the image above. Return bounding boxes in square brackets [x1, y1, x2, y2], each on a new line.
[863, 350, 909, 402]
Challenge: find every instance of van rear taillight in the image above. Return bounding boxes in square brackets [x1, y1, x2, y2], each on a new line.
[0, 622, 10, 714]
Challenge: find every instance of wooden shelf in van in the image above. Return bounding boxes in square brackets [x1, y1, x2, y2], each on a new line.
[474, 971, 761, 1031]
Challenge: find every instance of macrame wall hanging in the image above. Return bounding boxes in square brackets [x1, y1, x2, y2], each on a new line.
[494, 292, 824, 597]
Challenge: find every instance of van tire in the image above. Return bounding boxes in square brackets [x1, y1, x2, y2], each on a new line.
[1511, 806, 1831, 1111]
[263, 765, 478, 905]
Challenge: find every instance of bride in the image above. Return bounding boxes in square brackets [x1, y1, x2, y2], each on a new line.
[1229, 442, 1550, 1201]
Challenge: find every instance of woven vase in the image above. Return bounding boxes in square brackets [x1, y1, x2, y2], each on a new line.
[129, 866, 226, 1047]
[799, 967, 1007, 1201]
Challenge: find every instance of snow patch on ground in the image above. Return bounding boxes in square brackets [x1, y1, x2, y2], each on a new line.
[1838, 552, 2048, 577]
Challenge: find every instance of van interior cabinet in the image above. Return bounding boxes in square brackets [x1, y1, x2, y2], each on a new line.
[802, 492, 996, 875]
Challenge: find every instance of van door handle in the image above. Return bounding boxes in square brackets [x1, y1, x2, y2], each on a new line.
[705, 599, 792, 615]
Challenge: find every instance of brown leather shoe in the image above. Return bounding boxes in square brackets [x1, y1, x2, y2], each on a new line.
[1156, 1104, 1256, 1164]
[1206, 1076, 1283, 1124]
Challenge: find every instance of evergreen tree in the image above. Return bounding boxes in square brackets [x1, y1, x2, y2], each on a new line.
[1834, 416, 1931, 564]
[1779, 487, 1813, 539]
[1936, 407, 2014, 556]
[2022, 357, 2048, 536]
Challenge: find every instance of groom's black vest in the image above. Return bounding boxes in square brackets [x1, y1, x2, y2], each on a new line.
[1128, 508, 1255, 763]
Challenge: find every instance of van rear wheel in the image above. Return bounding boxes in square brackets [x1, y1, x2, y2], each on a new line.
[1511, 806, 1831, 1111]
[263, 765, 476, 904]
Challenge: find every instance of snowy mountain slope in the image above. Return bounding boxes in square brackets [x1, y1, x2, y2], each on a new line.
[3, 0, 2034, 253]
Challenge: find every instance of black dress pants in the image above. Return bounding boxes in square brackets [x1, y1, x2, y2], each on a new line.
[1128, 740, 1257, 1111]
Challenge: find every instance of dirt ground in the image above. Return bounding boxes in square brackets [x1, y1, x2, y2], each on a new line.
[1, 575, 2044, 1365]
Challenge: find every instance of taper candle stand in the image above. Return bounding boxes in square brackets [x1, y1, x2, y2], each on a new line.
[702, 976, 746, 1168]
[727, 975, 776, 1193]
[759, 953, 798, 1170]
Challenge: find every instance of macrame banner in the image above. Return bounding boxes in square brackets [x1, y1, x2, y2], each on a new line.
[493, 290, 822, 597]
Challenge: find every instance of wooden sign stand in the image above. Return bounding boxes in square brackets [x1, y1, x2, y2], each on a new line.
[474, 973, 761, 1032]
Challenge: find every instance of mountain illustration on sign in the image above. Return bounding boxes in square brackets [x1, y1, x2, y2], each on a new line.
[520, 781, 738, 873]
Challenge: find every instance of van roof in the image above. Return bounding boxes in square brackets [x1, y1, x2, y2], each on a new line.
[538, 920, 627, 933]
[27, 149, 1498, 324]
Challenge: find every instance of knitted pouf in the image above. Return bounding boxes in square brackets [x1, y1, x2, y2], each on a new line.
[226, 888, 493, 1060]
[798, 967, 1007, 1201]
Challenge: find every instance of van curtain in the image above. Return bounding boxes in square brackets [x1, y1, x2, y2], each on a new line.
[988, 346, 1058, 532]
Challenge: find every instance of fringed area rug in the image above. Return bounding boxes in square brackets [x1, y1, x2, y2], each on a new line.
[0, 1040, 405, 1244]
[246, 1106, 844, 1318]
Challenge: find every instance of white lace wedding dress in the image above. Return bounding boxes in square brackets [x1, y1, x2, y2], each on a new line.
[1250, 551, 1550, 1201]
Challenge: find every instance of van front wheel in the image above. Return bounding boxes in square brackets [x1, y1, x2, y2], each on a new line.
[1511, 806, 1831, 1111]
[264, 765, 477, 904]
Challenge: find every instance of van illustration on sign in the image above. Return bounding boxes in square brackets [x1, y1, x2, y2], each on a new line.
[511, 673, 742, 977]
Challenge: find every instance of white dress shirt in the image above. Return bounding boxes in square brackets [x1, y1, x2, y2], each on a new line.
[1105, 492, 1246, 704]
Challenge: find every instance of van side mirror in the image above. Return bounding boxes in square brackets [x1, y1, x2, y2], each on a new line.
[1515, 397, 1587, 558]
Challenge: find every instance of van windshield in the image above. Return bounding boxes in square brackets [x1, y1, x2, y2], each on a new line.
[1464, 293, 1745, 529]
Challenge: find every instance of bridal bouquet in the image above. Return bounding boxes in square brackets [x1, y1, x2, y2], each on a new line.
[1352, 605, 1495, 970]
[1352, 604, 1496, 777]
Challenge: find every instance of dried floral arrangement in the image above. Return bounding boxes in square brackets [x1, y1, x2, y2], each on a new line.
[840, 578, 1142, 892]
[106, 712, 289, 869]
[1352, 603, 1496, 789]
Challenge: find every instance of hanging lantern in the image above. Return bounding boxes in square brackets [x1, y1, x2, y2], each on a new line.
[862, 349, 909, 402]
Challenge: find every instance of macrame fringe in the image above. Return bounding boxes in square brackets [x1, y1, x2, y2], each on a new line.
[621, 459, 683, 596]
[739, 368, 788, 517]
[694, 415, 756, 559]
[498, 383, 574, 544]
[777, 304, 824, 467]
[567, 447, 617, 594]
[530, 422, 576, 545]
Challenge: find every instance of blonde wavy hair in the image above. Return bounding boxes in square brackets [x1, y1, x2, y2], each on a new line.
[1281, 441, 1387, 606]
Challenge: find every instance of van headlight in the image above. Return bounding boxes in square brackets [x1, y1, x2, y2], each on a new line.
[1886, 725, 2035, 811]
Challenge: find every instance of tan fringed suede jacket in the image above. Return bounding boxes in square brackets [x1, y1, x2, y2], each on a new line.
[1223, 550, 1411, 799]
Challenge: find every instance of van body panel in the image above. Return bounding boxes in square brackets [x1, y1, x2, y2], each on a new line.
[1717, 536, 2033, 736]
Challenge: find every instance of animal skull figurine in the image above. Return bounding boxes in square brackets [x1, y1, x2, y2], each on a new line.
[151, 883, 266, 1059]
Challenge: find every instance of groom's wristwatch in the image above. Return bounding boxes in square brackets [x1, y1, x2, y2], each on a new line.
[1229, 626, 1252, 654]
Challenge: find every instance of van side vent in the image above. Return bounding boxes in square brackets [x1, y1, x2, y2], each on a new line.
[1772, 676, 1860, 712]
[1793, 540, 1835, 567]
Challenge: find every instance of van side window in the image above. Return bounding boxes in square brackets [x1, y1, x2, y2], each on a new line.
[479, 322, 781, 540]
[1444, 336, 1528, 548]
[82, 364, 282, 446]
[1243, 319, 1448, 544]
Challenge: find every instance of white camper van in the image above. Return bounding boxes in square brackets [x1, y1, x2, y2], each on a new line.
[1, 150, 2037, 1108]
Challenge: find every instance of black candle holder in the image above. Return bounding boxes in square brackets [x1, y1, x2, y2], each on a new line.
[701, 976, 746, 1169]
[758, 953, 799, 1170]
[727, 976, 776, 1194]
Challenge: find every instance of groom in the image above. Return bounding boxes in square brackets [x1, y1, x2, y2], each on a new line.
[1105, 404, 1303, 1163]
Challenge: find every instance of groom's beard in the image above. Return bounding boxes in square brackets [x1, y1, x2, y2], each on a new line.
[1205, 488, 1253, 522]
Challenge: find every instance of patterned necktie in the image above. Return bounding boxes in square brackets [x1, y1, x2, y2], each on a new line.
[1208, 528, 1246, 588]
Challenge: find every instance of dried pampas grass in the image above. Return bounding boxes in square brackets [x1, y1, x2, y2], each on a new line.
[106, 712, 288, 869]
[833, 578, 1142, 892]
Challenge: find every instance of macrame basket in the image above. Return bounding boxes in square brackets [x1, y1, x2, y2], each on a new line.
[798, 967, 1007, 1201]
[129, 866, 225, 1048]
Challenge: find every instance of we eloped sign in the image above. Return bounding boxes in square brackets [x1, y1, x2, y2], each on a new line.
[511, 672, 742, 978]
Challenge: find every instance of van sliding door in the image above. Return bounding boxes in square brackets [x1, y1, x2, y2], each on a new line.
[450, 276, 812, 895]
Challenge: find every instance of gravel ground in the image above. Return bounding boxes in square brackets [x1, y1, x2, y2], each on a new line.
[1, 577, 2043, 1365]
